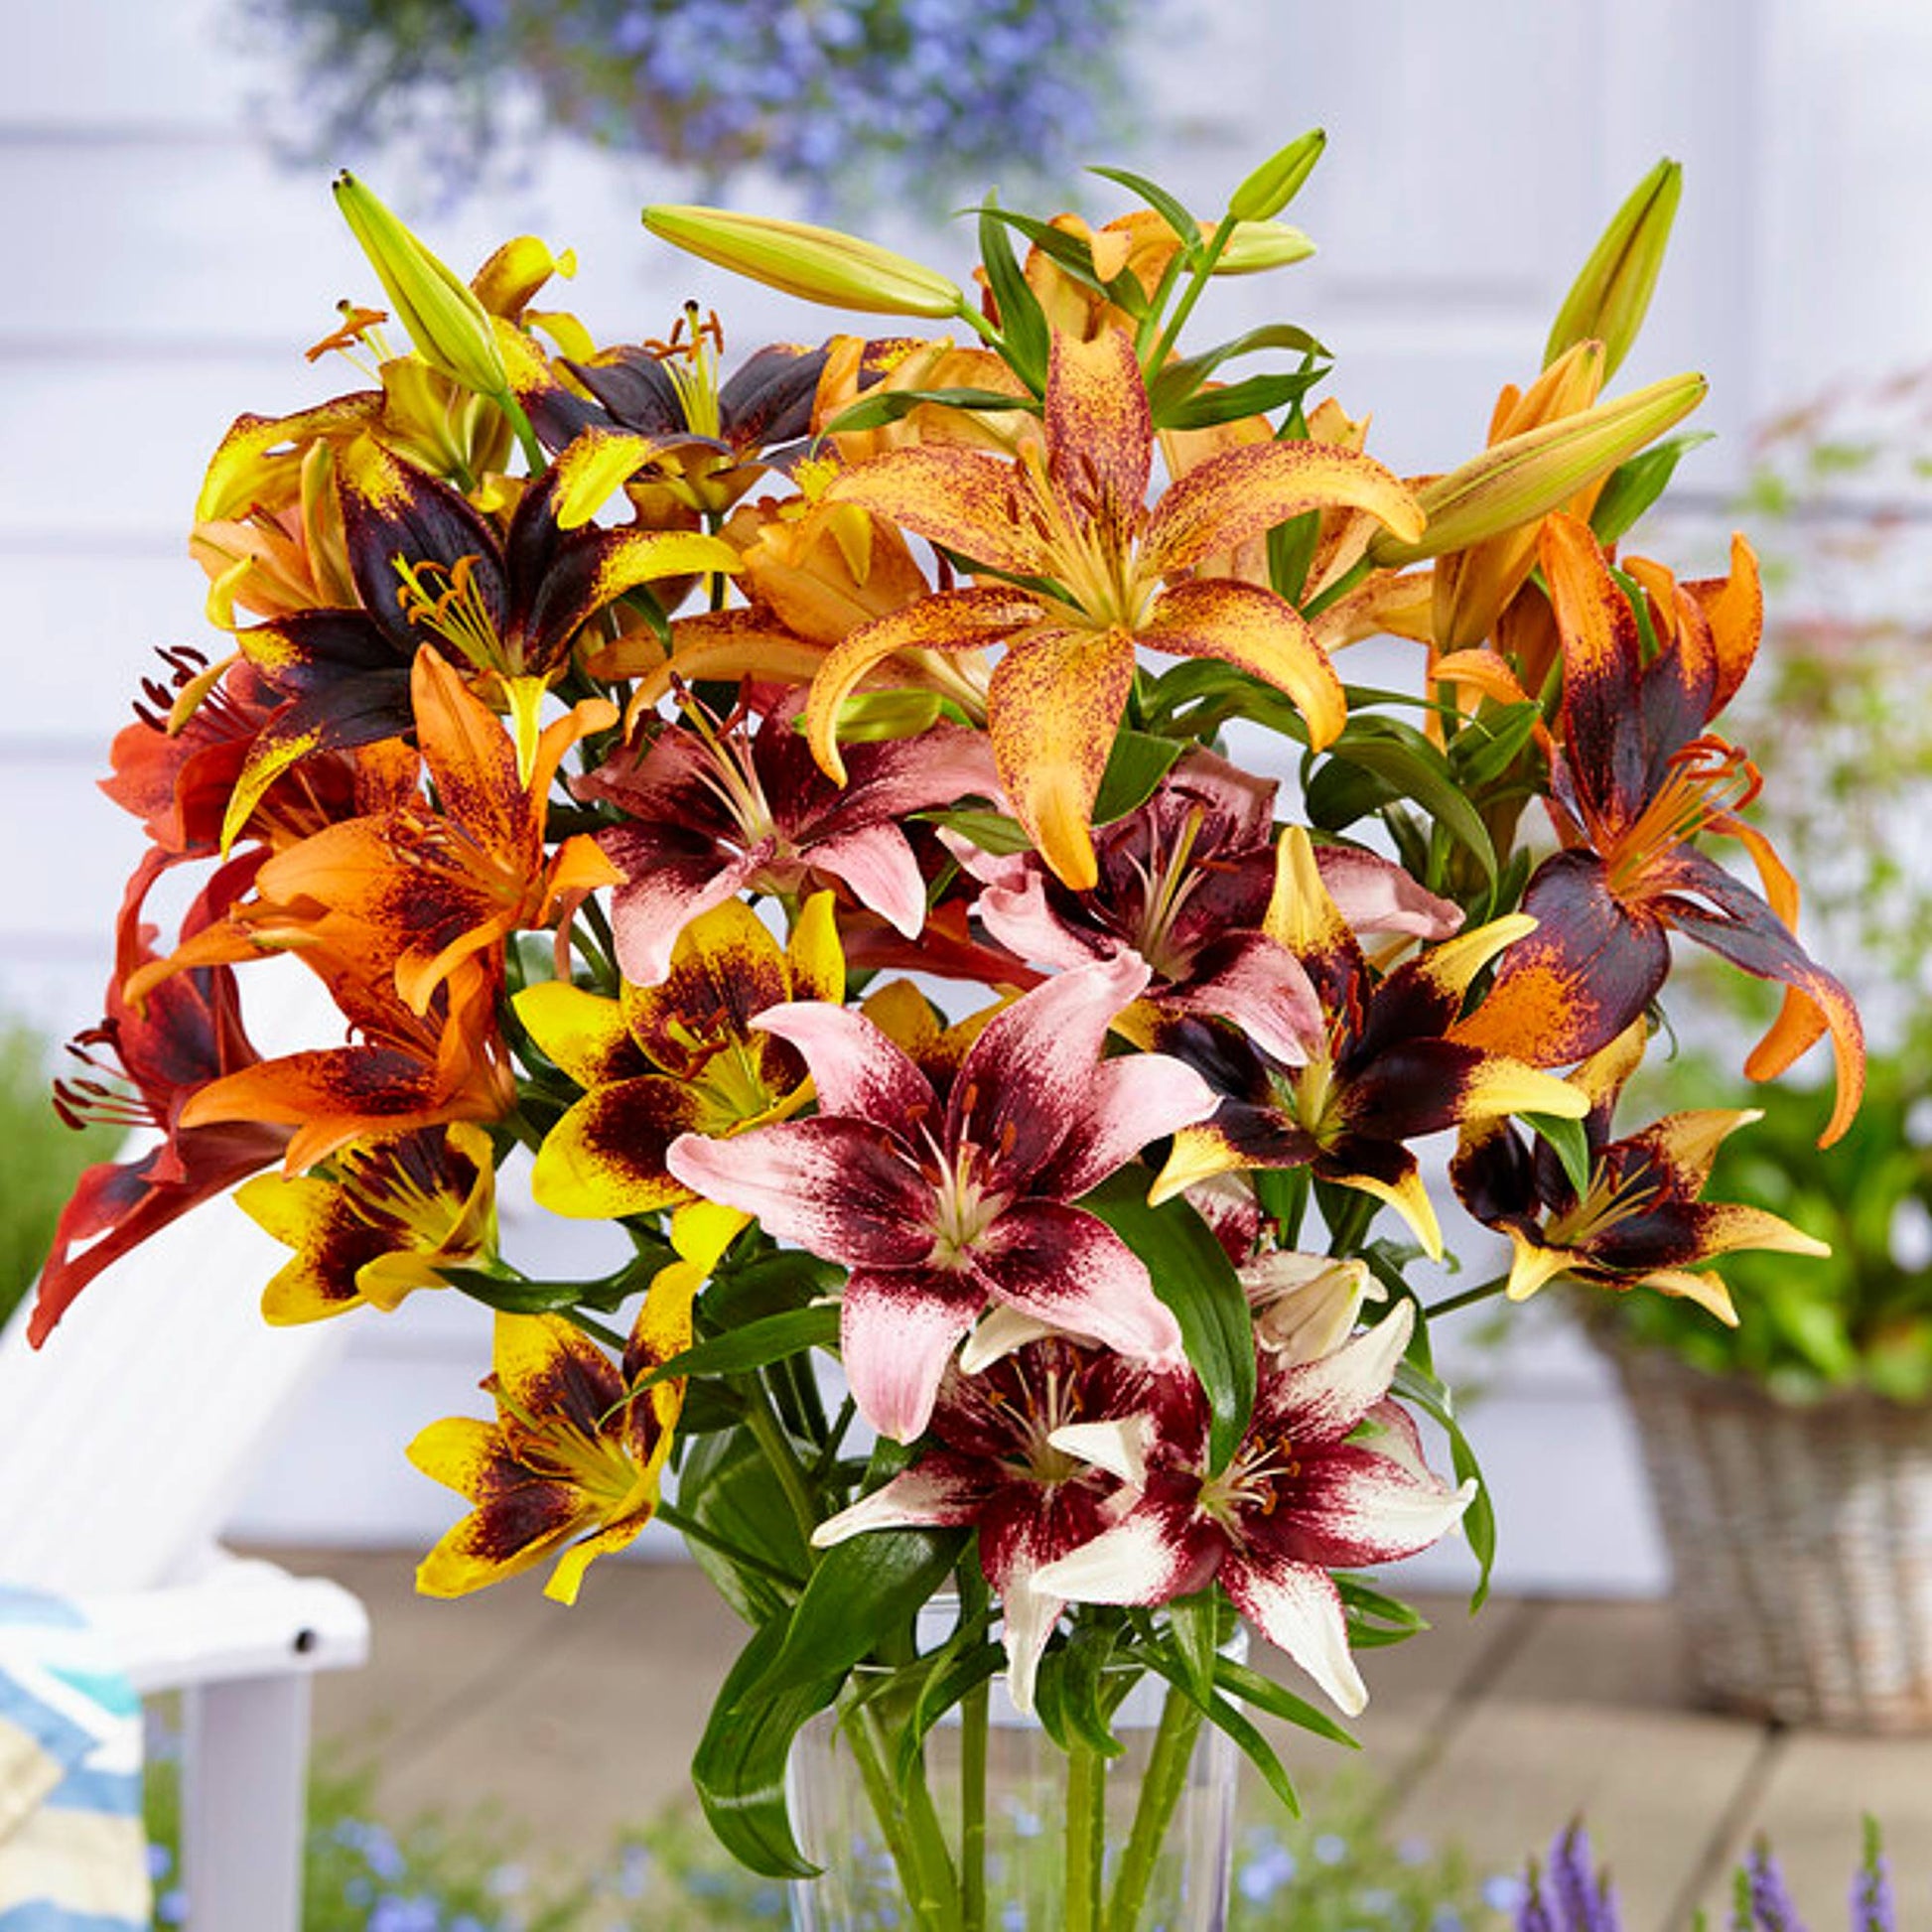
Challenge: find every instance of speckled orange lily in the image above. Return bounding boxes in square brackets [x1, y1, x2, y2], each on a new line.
[808, 328, 1426, 889]
[409, 1202, 740, 1602]
[235, 1122, 497, 1324]
[516, 894, 843, 1218]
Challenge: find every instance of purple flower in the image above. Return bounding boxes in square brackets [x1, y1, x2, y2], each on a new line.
[1745, 1843, 1809, 1932]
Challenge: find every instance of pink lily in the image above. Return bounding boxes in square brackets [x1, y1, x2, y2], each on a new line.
[583, 691, 998, 984]
[1035, 1303, 1470, 1716]
[665, 953, 1216, 1442]
[812, 1337, 1159, 1711]
[947, 752, 1461, 1064]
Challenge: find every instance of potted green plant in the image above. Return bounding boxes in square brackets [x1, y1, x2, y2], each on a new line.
[1584, 374, 1932, 1729]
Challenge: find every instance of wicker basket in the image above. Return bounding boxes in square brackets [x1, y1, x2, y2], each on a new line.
[1606, 1337, 1932, 1730]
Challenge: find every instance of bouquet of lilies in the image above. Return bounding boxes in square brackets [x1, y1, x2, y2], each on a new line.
[36, 134, 1865, 1925]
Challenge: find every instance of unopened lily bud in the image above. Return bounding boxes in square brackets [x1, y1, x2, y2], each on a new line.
[1227, 128, 1326, 223]
[1369, 370, 1707, 567]
[1545, 158, 1682, 382]
[1211, 220, 1316, 275]
[333, 172, 510, 402]
[1244, 1252, 1384, 1367]
[642, 204, 966, 319]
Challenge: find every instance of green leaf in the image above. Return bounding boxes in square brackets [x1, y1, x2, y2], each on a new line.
[640, 1306, 841, 1387]
[1522, 1111, 1592, 1199]
[1308, 720, 1497, 884]
[675, 1431, 810, 1623]
[894, 1638, 1007, 1784]
[705, 1250, 845, 1328]
[963, 206, 1108, 294]
[441, 1254, 669, 1317]
[1154, 367, 1327, 432]
[1087, 164, 1201, 249]
[1253, 1166, 1310, 1246]
[1092, 728, 1186, 825]
[758, 1528, 968, 1699]
[820, 384, 1036, 437]
[1082, 1173, 1255, 1470]
[1140, 1650, 1301, 1816]
[1335, 1574, 1430, 1650]
[918, 807, 1035, 856]
[1149, 325, 1327, 416]
[1212, 1655, 1358, 1748]
[692, 1618, 828, 1878]
[1167, 1590, 1221, 1708]
[1268, 508, 1321, 607]
[1392, 1361, 1495, 1607]
[1590, 430, 1716, 545]
[979, 199, 1049, 392]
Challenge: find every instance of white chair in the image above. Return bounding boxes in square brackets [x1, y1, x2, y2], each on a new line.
[0, 1171, 369, 1932]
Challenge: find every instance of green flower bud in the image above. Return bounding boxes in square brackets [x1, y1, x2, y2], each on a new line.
[641, 205, 966, 319]
[1211, 220, 1317, 275]
[333, 173, 510, 402]
[1227, 129, 1326, 223]
[1368, 371, 1707, 567]
[1544, 159, 1683, 382]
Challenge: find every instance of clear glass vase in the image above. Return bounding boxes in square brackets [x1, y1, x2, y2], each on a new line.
[786, 1637, 1242, 1932]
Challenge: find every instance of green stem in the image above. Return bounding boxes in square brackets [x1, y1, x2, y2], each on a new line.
[952, 298, 1003, 349]
[498, 391, 547, 475]
[1300, 551, 1374, 621]
[1107, 1682, 1205, 1932]
[741, 1372, 820, 1557]
[844, 1703, 949, 1932]
[1427, 1272, 1512, 1320]
[1065, 1742, 1107, 1932]
[900, 1738, 966, 1932]
[959, 1676, 989, 1932]
[1144, 224, 1233, 374]
[652, 1501, 801, 1589]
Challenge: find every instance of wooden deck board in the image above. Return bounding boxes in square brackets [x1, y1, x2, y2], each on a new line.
[1386, 1600, 1769, 1930]
[280, 1548, 1932, 1915]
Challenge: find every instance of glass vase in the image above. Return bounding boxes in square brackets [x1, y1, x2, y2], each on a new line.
[786, 1637, 1243, 1932]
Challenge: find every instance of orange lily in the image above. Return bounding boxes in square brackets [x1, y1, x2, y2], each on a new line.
[808, 329, 1425, 888]
[225, 650, 621, 1018]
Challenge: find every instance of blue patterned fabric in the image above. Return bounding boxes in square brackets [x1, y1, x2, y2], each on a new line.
[0, 1589, 149, 1930]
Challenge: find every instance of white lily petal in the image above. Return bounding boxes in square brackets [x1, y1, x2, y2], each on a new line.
[1046, 1415, 1155, 1490]
[959, 1305, 1056, 1373]
[811, 1463, 980, 1549]
[999, 1573, 1064, 1717]
[1033, 1511, 1195, 1607]
[1224, 1556, 1368, 1718]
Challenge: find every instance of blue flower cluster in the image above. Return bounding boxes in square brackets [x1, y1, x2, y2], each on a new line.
[249, 0, 1144, 214]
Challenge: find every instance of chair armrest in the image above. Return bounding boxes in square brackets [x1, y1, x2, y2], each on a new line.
[87, 1555, 370, 1696]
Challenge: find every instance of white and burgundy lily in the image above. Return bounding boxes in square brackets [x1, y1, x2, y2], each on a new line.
[1035, 1302, 1471, 1717]
[665, 953, 1216, 1442]
[812, 1337, 1159, 1712]
[947, 751, 1462, 1065]
[584, 691, 997, 984]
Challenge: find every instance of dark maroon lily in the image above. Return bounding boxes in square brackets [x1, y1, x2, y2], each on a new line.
[1453, 514, 1863, 1146]
[666, 953, 1216, 1442]
[583, 690, 998, 984]
[225, 432, 736, 844]
[32, 878, 290, 1345]
[947, 749, 1461, 1063]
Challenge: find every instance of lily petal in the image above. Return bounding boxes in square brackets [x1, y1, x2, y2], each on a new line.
[1219, 1550, 1367, 1717]
[841, 1266, 986, 1442]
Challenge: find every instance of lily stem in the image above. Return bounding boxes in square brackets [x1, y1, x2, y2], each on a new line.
[1427, 1272, 1512, 1320]
[499, 391, 548, 476]
[652, 1501, 801, 1590]
[1107, 1680, 1204, 1932]
[1065, 1741, 1107, 1932]
[960, 1676, 989, 1932]
[1145, 222, 1234, 377]
[741, 1371, 820, 1558]
[846, 1702, 955, 1932]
